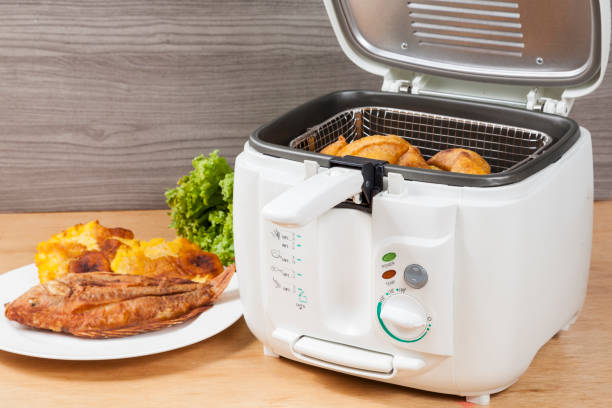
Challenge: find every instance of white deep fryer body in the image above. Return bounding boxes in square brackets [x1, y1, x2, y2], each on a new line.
[233, 128, 593, 398]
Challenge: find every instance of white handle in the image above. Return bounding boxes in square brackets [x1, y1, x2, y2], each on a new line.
[293, 336, 393, 374]
[262, 168, 363, 227]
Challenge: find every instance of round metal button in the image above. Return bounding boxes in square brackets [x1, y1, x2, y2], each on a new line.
[404, 264, 428, 289]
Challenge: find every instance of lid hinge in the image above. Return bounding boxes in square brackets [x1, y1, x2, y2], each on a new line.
[526, 89, 571, 116]
[383, 77, 572, 116]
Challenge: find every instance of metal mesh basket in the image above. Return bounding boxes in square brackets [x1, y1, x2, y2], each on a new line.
[289, 107, 552, 174]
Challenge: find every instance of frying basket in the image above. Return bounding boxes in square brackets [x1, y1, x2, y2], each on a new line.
[289, 107, 552, 174]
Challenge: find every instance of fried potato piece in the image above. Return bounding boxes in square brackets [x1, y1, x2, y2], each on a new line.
[337, 135, 410, 164]
[320, 135, 347, 155]
[35, 220, 134, 284]
[35, 221, 223, 284]
[427, 148, 491, 175]
[396, 144, 429, 169]
[111, 237, 223, 283]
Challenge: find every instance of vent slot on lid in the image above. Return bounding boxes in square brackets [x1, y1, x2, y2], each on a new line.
[336, 0, 598, 84]
[408, 0, 524, 55]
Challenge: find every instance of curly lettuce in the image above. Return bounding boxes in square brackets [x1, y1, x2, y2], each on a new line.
[165, 151, 234, 265]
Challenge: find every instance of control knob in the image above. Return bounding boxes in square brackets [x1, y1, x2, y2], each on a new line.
[379, 295, 428, 340]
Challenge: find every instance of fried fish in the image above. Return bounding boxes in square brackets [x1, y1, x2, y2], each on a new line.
[4, 264, 235, 338]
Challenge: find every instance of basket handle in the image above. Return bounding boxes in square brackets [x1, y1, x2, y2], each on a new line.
[262, 167, 363, 227]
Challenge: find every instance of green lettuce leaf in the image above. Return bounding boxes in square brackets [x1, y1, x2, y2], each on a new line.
[165, 151, 234, 265]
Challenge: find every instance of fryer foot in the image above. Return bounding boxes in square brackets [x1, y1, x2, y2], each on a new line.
[561, 313, 579, 331]
[263, 345, 279, 358]
[466, 394, 490, 405]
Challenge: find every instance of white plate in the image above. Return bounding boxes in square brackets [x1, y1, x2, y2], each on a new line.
[0, 264, 242, 360]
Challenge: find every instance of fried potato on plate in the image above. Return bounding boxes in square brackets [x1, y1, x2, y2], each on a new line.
[35, 220, 223, 284]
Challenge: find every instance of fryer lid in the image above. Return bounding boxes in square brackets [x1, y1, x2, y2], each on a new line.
[249, 91, 580, 188]
[327, 0, 604, 86]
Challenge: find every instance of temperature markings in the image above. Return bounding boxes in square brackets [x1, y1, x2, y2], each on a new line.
[270, 266, 296, 279]
[297, 288, 308, 304]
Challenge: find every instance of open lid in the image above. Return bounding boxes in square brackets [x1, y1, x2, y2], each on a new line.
[323, 0, 610, 114]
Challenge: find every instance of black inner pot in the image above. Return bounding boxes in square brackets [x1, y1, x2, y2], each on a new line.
[249, 90, 580, 187]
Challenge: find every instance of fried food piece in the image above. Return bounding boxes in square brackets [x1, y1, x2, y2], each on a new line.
[35, 220, 134, 284]
[396, 144, 429, 169]
[35, 221, 224, 284]
[337, 135, 410, 164]
[320, 135, 347, 155]
[428, 148, 491, 175]
[4, 265, 235, 339]
[111, 237, 224, 283]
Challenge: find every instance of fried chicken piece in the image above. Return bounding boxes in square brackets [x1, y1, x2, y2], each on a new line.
[396, 144, 429, 168]
[35, 221, 223, 284]
[337, 135, 410, 164]
[428, 148, 491, 175]
[320, 135, 347, 155]
[4, 265, 235, 339]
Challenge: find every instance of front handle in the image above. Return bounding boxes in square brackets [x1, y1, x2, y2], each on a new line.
[262, 168, 363, 227]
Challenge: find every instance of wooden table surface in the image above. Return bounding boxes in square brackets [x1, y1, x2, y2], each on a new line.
[1, 205, 611, 407]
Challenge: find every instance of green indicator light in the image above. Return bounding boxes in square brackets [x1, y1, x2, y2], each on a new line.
[382, 252, 396, 262]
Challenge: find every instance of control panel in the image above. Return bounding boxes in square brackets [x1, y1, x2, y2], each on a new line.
[374, 238, 454, 356]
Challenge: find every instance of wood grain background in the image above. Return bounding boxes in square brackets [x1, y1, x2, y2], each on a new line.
[0, 0, 610, 212]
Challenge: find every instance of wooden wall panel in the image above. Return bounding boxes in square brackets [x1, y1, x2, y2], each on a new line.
[0, 0, 609, 212]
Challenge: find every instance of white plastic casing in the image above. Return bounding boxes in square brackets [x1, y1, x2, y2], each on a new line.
[234, 128, 593, 399]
